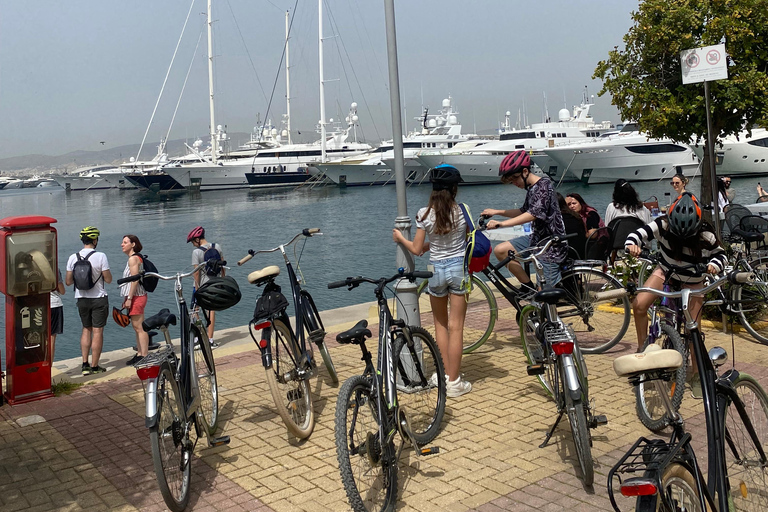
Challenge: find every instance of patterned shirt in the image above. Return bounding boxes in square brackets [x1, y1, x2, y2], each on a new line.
[520, 177, 567, 262]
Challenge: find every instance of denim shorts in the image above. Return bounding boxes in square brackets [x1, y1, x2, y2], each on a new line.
[427, 256, 466, 297]
[510, 235, 562, 286]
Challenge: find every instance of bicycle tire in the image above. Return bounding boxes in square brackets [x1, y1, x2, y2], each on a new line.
[335, 375, 398, 512]
[566, 396, 594, 487]
[150, 365, 191, 512]
[559, 267, 631, 354]
[635, 323, 687, 433]
[724, 373, 768, 511]
[264, 318, 315, 438]
[301, 290, 339, 383]
[733, 257, 768, 345]
[393, 326, 446, 445]
[519, 305, 556, 398]
[654, 463, 703, 512]
[417, 274, 497, 354]
[191, 324, 218, 435]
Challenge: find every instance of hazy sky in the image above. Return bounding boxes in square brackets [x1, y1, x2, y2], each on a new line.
[0, 0, 639, 159]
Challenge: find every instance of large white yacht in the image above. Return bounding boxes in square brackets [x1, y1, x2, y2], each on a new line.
[541, 123, 700, 184]
[52, 165, 135, 191]
[417, 95, 614, 184]
[690, 127, 768, 177]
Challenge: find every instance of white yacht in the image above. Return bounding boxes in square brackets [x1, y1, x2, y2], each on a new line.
[690, 128, 768, 177]
[0, 176, 24, 190]
[417, 95, 614, 184]
[542, 123, 700, 184]
[52, 165, 135, 191]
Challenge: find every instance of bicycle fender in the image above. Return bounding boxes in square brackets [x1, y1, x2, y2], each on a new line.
[562, 355, 582, 401]
[258, 328, 273, 368]
[144, 375, 161, 429]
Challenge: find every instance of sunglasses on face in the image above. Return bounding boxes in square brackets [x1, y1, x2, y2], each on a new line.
[671, 181, 682, 186]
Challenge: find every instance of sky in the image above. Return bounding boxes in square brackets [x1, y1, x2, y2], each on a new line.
[0, 0, 640, 159]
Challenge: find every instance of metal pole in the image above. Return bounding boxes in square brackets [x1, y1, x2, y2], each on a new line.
[704, 80, 720, 240]
[384, 0, 420, 326]
[319, 0, 326, 162]
[207, 0, 217, 163]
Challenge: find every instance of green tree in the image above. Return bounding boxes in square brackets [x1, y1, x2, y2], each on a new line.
[593, 0, 768, 217]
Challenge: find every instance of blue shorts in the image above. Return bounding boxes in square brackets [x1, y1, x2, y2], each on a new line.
[510, 235, 562, 286]
[427, 256, 466, 297]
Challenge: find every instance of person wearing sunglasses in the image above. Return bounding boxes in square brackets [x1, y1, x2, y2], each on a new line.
[670, 174, 689, 197]
[722, 175, 735, 202]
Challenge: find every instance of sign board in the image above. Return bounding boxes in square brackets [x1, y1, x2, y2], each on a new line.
[680, 44, 728, 84]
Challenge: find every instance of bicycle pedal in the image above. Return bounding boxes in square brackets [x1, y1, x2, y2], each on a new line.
[527, 364, 546, 376]
[419, 446, 439, 456]
[209, 435, 230, 447]
[591, 415, 608, 428]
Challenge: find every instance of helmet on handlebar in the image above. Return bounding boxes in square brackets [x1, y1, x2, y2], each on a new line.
[194, 276, 242, 311]
[498, 151, 531, 180]
[429, 164, 463, 191]
[186, 226, 205, 243]
[668, 192, 702, 239]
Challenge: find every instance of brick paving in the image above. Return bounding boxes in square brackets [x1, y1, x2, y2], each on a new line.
[2, 300, 768, 511]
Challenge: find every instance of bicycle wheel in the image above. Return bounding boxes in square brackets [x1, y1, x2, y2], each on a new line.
[301, 290, 338, 384]
[192, 324, 218, 435]
[417, 274, 497, 354]
[150, 365, 191, 512]
[559, 267, 631, 354]
[520, 305, 556, 398]
[733, 257, 768, 345]
[564, 378, 594, 487]
[724, 373, 768, 511]
[655, 463, 703, 512]
[264, 318, 315, 438]
[635, 323, 687, 433]
[335, 375, 398, 512]
[393, 326, 446, 445]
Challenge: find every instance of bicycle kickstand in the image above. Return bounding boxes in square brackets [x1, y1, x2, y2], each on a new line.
[396, 408, 439, 458]
[539, 410, 565, 448]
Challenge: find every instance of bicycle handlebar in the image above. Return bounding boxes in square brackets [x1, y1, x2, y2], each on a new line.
[116, 262, 210, 285]
[636, 270, 755, 301]
[238, 228, 322, 266]
[328, 269, 433, 290]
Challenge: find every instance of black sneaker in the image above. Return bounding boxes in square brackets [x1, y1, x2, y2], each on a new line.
[210, 340, 220, 349]
[81, 362, 91, 375]
[518, 283, 537, 301]
[126, 354, 142, 366]
[90, 366, 107, 374]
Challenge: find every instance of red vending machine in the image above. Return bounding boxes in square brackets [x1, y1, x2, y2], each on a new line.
[0, 216, 58, 404]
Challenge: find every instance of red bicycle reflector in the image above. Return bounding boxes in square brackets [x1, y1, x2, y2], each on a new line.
[259, 339, 268, 349]
[253, 321, 271, 331]
[551, 341, 574, 356]
[137, 366, 161, 381]
[620, 478, 658, 497]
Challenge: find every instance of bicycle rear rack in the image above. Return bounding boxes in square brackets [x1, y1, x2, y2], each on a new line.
[544, 323, 574, 344]
[134, 346, 174, 369]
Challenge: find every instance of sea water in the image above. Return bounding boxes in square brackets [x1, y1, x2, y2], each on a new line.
[0, 174, 754, 363]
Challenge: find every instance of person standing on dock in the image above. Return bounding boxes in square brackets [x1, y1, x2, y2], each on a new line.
[187, 226, 224, 348]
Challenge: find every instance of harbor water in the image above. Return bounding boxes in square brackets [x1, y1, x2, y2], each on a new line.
[0, 174, 757, 363]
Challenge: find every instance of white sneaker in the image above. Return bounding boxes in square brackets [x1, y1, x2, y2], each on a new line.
[446, 377, 472, 398]
[429, 373, 449, 388]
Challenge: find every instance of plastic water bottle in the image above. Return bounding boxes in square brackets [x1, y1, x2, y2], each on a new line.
[523, 222, 531, 233]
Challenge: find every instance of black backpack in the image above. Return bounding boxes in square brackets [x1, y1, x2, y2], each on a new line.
[203, 243, 222, 277]
[138, 254, 159, 293]
[72, 251, 101, 290]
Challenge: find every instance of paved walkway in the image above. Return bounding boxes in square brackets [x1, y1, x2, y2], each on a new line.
[2, 299, 768, 512]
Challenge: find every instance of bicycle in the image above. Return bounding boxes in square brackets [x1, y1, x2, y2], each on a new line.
[237, 228, 337, 439]
[329, 268, 446, 512]
[417, 216, 631, 354]
[608, 268, 768, 512]
[117, 261, 230, 512]
[516, 236, 607, 487]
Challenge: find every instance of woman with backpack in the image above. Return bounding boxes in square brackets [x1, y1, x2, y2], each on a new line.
[392, 165, 472, 398]
[120, 234, 149, 365]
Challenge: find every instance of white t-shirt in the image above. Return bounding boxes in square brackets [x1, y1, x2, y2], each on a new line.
[66, 248, 110, 299]
[605, 203, 653, 226]
[415, 205, 467, 261]
[192, 242, 223, 286]
[50, 269, 63, 308]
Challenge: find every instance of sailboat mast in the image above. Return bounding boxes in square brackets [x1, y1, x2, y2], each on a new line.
[318, 0, 327, 162]
[285, 10, 292, 144]
[207, 0, 217, 163]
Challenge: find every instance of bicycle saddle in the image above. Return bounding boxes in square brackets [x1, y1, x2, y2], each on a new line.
[613, 344, 683, 378]
[336, 319, 372, 345]
[248, 265, 280, 285]
[142, 308, 178, 332]
[534, 287, 567, 305]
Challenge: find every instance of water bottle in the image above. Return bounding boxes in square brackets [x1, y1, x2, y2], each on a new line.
[523, 222, 531, 233]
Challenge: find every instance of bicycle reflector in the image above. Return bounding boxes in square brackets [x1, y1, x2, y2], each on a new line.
[620, 478, 658, 497]
[551, 341, 574, 356]
[136, 366, 161, 381]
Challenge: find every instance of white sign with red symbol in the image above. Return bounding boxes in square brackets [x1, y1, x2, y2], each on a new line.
[681, 44, 728, 84]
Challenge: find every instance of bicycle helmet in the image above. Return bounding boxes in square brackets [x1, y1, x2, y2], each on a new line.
[80, 226, 100, 240]
[668, 192, 702, 239]
[112, 307, 131, 328]
[498, 150, 532, 180]
[187, 226, 205, 243]
[194, 276, 242, 311]
[429, 164, 463, 191]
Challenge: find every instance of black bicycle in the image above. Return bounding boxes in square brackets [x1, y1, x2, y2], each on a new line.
[608, 268, 768, 512]
[329, 269, 446, 512]
[238, 228, 337, 439]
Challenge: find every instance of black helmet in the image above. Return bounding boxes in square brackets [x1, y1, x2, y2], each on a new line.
[668, 192, 702, 239]
[195, 276, 242, 311]
[429, 164, 463, 190]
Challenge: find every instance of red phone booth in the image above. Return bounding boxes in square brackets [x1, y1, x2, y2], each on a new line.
[0, 216, 58, 404]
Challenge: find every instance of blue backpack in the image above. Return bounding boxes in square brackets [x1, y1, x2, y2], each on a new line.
[203, 243, 222, 277]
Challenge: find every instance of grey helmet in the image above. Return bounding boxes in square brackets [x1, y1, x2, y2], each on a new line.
[668, 192, 702, 239]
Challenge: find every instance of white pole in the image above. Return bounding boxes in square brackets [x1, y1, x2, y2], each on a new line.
[318, 0, 326, 162]
[285, 10, 292, 144]
[207, 0, 217, 163]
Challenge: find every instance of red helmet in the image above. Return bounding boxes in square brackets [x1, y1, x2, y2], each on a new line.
[112, 307, 131, 328]
[187, 226, 205, 243]
[499, 151, 532, 179]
